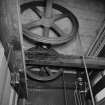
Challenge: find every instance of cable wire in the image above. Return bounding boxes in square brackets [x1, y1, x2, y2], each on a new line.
[77, 33, 96, 105]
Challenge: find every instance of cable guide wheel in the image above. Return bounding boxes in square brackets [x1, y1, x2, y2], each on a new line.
[20, 0, 79, 45]
[26, 46, 63, 82]
[21, 0, 79, 82]
[27, 66, 63, 82]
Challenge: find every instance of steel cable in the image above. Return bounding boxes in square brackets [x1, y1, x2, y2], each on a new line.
[77, 33, 96, 105]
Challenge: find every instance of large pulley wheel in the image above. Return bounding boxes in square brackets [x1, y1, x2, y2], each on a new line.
[20, 0, 79, 45]
[26, 66, 63, 82]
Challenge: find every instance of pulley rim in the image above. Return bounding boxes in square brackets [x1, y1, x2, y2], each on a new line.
[20, 0, 79, 45]
[26, 66, 63, 82]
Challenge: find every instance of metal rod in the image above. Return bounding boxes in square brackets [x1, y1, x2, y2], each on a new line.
[82, 56, 95, 105]
[77, 33, 96, 105]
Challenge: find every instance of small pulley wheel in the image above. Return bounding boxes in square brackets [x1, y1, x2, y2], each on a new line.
[26, 66, 63, 82]
[20, 0, 79, 45]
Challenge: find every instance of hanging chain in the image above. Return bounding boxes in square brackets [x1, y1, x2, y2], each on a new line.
[62, 70, 68, 105]
[77, 33, 96, 105]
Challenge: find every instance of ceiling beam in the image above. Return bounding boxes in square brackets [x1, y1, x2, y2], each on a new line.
[25, 51, 105, 70]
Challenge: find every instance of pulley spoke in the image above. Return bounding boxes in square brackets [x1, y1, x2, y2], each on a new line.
[44, 67, 53, 76]
[21, 0, 79, 45]
[43, 27, 50, 37]
[23, 20, 42, 29]
[39, 67, 46, 76]
[23, 25, 39, 38]
[31, 7, 43, 18]
[53, 14, 68, 21]
[52, 23, 68, 37]
[45, 0, 53, 18]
